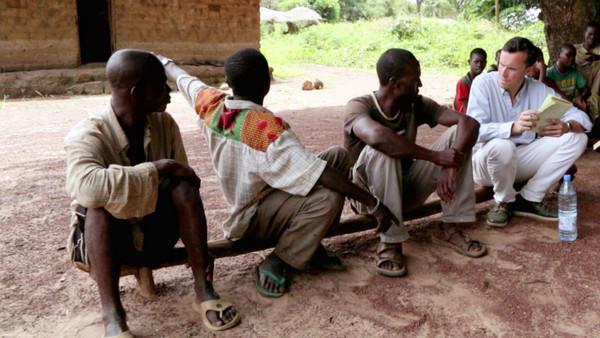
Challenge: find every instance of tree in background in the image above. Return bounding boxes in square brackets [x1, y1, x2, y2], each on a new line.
[278, 0, 341, 21]
[539, 0, 600, 62]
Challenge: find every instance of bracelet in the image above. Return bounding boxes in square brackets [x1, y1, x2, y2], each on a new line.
[366, 197, 380, 215]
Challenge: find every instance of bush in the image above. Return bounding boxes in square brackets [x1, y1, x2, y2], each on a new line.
[311, 0, 341, 21]
[278, 0, 340, 22]
[390, 17, 422, 40]
[500, 5, 540, 31]
[421, 0, 457, 18]
[278, 0, 311, 11]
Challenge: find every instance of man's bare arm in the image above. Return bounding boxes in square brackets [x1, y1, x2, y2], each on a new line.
[435, 108, 480, 155]
[352, 115, 462, 167]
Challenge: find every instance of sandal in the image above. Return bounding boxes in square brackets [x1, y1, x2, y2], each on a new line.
[255, 265, 288, 298]
[192, 299, 241, 331]
[375, 242, 407, 277]
[431, 224, 487, 258]
[309, 245, 346, 271]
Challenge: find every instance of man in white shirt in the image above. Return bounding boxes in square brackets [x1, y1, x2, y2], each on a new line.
[467, 37, 592, 227]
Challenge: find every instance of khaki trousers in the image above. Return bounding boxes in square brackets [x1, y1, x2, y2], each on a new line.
[239, 146, 349, 269]
[352, 126, 476, 244]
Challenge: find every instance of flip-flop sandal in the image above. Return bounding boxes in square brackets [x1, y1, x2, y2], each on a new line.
[375, 243, 407, 277]
[255, 266, 288, 298]
[192, 299, 241, 331]
[309, 246, 346, 271]
[431, 228, 487, 258]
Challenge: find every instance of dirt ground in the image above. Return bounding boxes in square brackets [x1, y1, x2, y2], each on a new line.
[2, 65, 600, 337]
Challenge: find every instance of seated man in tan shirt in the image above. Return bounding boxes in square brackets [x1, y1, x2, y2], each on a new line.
[64, 49, 239, 337]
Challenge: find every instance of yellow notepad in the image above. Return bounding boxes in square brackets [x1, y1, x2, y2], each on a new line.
[534, 95, 573, 133]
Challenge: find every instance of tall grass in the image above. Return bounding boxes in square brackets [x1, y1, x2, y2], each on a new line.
[260, 17, 547, 76]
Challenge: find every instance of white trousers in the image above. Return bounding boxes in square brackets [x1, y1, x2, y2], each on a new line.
[472, 133, 587, 203]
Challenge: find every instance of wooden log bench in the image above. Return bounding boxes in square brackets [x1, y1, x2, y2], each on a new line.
[124, 186, 495, 297]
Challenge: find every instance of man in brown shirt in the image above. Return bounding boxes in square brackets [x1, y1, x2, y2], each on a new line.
[344, 48, 485, 277]
[65, 50, 239, 336]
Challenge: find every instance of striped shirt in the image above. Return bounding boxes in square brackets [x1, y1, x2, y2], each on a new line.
[177, 75, 326, 240]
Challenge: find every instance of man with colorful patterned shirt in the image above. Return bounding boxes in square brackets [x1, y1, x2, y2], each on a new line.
[157, 49, 396, 298]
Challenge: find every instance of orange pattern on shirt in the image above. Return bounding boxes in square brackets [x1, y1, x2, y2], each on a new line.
[241, 110, 286, 152]
[194, 88, 226, 124]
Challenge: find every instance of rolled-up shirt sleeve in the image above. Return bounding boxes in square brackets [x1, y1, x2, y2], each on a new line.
[65, 129, 159, 220]
[257, 130, 326, 196]
[562, 106, 592, 132]
[467, 77, 513, 143]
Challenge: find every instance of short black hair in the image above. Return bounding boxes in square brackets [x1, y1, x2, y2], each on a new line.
[376, 48, 418, 86]
[502, 37, 538, 67]
[585, 21, 600, 31]
[224, 48, 270, 98]
[559, 43, 576, 54]
[469, 48, 487, 59]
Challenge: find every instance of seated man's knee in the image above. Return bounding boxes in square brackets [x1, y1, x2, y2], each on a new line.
[321, 146, 351, 173]
[485, 139, 516, 164]
[169, 178, 200, 202]
[562, 132, 588, 154]
[311, 187, 345, 211]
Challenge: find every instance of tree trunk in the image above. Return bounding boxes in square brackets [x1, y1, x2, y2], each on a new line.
[540, 0, 600, 62]
[416, 0, 423, 14]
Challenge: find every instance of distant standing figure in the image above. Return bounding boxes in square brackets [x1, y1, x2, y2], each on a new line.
[575, 22, 600, 97]
[454, 48, 487, 113]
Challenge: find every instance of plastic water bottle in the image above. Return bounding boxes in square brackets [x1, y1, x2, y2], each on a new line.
[558, 174, 577, 242]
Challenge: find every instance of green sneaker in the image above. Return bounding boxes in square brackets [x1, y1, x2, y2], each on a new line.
[486, 202, 513, 227]
[514, 195, 558, 221]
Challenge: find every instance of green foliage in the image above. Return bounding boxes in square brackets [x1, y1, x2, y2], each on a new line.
[339, 0, 410, 21]
[278, 0, 311, 11]
[311, 0, 341, 21]
[422, 0, 457, 18]
[261, 16, 548, 76]
[390, 17, 422, 40]
[462, 0, 540, 20]
[278, 0, 340, 22]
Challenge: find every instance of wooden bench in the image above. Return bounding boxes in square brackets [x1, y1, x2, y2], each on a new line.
[126, 186, 495, 297]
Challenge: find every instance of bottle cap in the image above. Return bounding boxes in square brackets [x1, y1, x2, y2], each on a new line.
[563, 174, 572, 182]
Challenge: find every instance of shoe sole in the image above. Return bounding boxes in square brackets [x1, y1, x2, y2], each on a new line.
[486, 219, 508, 227]
[514, 210, 558, 222]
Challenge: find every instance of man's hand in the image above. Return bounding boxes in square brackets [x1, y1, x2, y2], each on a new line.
[433, 148, 463, 168]
[512, 110, 539, 135]
[538, 118, 568, 137]
[153, 159, 201, 188]
[436, 167, 457, 202]
[574, 97, 587, 111]
[372, 203, 399, 234]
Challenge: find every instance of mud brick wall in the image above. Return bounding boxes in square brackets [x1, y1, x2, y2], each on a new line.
[111, 0, 260, 64]
[0, 0, 80, 72]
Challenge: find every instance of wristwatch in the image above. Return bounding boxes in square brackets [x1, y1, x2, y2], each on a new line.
[566, 121, 572, 132]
